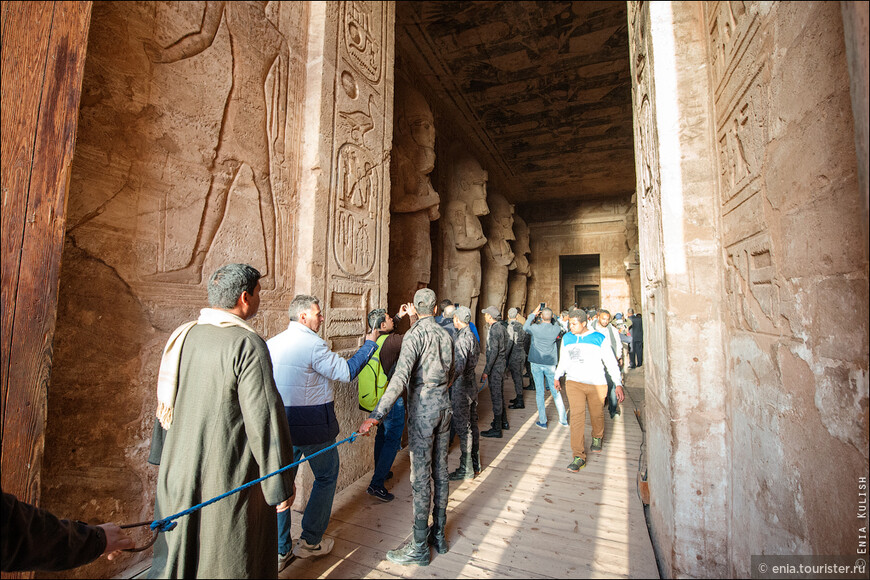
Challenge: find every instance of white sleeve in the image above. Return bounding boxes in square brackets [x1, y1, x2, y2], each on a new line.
[601, 341, 622, 386]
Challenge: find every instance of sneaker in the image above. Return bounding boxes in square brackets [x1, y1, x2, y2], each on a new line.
[591, 437, 603, 453]
[293, 536, 334, 559]
[559, 421, 569, 427]
[535, 421, 548, 430]
[278, 551, 296, 572]
[367, 484, 395, 502]
[567, 457, 586, 472]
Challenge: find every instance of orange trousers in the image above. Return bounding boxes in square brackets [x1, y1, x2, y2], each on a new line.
[564, 380, 608, 460]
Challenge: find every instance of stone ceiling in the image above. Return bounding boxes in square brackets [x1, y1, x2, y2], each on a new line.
[397, 1, 636, 209]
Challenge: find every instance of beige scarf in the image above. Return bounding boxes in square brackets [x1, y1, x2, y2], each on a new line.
[155, 308, 258, 429]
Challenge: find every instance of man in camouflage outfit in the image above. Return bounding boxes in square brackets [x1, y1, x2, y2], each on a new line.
[505, 307, 528, 410]
[480, 306, 509, 438]
[358, 288, 454, 566]
[448, 306, 481, 480]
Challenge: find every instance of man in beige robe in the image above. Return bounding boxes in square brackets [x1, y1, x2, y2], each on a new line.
[149, 263, 295, 578]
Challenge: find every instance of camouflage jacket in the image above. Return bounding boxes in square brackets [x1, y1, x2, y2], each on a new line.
[483, 320, 509, 375]
[452, 325, 480, 390]
[505, 320, 527, 362]
[370, 316, 454, 421]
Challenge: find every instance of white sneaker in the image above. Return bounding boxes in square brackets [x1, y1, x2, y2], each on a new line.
[292, 536, 334, 559]
[277, 550, 296, 572]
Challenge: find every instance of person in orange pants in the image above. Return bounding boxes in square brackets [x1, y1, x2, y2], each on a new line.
[553, 309, 624, 472]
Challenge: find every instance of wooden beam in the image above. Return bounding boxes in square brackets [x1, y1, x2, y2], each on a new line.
[0, 1, 92, 510]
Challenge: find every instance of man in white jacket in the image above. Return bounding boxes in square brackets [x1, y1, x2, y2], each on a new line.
[554, 309, 624, 473]
[267, 295, 378, 570]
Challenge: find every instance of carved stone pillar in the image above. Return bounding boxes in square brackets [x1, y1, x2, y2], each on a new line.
[295, 0, 394, 502]
[438, 145, 489, 312]
[387, 77, 439, 313]
[506, 214, 531, 314]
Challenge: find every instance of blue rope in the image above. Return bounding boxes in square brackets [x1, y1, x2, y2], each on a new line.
[149, 432, 360, 533]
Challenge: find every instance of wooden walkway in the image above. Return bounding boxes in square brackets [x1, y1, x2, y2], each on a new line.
[280, 370, 658, 579]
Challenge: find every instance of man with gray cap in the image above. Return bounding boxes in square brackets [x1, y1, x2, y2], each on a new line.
[447, 305, 481, 480]
[505, 307, 527, 409]
[358, 288, 454, 566]
[480, 305, 510, 438]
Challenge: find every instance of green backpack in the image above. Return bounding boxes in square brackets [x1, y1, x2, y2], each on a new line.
[358, 334, 390, 412]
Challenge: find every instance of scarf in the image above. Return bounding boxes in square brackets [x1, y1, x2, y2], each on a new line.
[155, 308, 258, 429]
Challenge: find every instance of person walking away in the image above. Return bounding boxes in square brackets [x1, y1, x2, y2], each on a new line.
[149, 263, 295, 578]
[505, 307, 528, 409]
[358, 304, 417, 502]
[267, 295, 379, 570]
[358, 289, 455, 566]
[480, 306, 510, 438]
[554, 309, 624, 472]
[447, 306, 481, 480]
[523, 305, 567, 429]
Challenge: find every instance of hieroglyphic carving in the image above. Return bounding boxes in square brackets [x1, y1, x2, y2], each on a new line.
[345, 0, 382, 83]
[629, 5, 664, 293]
[326, 1, 392, 353]
[144, 1, 290, 287]
[705, 3, 779, 329]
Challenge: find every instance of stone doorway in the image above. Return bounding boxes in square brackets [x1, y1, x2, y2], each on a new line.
[559, 254, 601, 311]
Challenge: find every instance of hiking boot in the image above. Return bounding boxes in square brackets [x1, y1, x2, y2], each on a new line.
[591, 437, 603, 453]
[427, 509, 448, 554]
[481, 427, 502, 438]
[567, 457, 586, 472]
[449, 452, 474, 480]
[293, 536, 334, 559]
[387, 527, 430, 566]
[367, 484, 395, 502]
[278, 551, 296, 572]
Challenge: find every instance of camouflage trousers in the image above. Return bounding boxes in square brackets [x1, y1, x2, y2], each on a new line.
[507, 355, 526, 398]
[450, 380, 479, 457]
[408, 405, 452, 528]
[487, 361, 506, 423]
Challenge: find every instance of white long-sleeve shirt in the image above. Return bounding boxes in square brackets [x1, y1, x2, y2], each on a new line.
[555, 329, 622, 386]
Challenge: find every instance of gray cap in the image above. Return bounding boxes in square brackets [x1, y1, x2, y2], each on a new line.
[507, 307, 519, 319]
[414, 288, 437, 309]
[481, 305, 501, 319]
[454, 306, 472, 323]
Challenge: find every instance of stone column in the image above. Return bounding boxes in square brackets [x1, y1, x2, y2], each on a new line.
[628, 2, 729, 577]
[295, 0, 395, 502]
[506, 214, 531, 313]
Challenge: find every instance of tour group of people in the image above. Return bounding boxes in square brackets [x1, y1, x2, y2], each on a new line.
[1, 262, 643, 577]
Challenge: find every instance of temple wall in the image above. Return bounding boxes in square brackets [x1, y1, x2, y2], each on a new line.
[39, 2, 393, 577]
[526, 200, 634, 315]
[629, 1, 869, 576]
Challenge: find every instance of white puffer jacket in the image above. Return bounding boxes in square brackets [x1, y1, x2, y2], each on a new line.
[268, 321, 351, 406]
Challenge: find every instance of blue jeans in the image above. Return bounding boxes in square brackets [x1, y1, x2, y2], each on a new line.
[277, 439, 339, 554]
[370, 396, 405, 488]
[530, 362, 568, 425]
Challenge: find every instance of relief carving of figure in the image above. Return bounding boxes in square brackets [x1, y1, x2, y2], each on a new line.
[388, 78, 440, 310]
[506, 214, 531, 312]
[144, 0, 288, 287]
[481, 193, 515, 316]
[439, 148, 489, 312]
